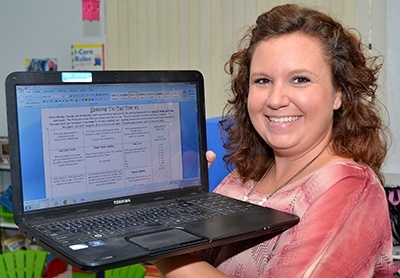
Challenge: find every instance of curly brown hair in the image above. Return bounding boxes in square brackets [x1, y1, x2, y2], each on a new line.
[221, 4, 388, 184]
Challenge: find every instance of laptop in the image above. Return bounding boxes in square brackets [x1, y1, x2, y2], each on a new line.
[5, 70, 299, 271]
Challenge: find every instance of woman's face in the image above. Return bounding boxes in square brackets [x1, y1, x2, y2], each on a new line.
[247, 32, 342, 157]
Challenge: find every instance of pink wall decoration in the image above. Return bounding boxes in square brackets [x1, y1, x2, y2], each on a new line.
[82, 0, 100, 21]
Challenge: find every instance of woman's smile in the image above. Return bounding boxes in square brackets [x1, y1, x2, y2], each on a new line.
[268, 116, 301, 124]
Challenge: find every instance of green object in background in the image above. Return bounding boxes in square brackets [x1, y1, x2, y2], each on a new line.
[72, 263, 147, 278]
[72, 270, 97, 278]
[0, 205, 14, 223]
[104, 264, 147, 278]
[0, 250, 47, 278]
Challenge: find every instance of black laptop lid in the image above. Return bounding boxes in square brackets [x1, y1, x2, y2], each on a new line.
[5, 70, 208, 223]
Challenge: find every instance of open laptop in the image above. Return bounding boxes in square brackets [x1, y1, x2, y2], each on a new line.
[5, 70, 299, 271]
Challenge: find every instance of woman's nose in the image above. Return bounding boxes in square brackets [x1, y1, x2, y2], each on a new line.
[266, 83, 290, 109]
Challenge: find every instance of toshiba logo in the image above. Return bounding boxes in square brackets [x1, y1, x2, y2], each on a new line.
[113, 198, 131, 205]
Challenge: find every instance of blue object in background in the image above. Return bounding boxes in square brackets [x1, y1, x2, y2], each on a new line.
[0, 185, 13, 212]
[206, 117, 230, 192]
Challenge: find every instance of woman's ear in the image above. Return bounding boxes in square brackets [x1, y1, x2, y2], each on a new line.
[333, 89, 342, 110]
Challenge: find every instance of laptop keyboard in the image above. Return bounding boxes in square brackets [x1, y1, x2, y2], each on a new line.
[33, 194, 255, 246]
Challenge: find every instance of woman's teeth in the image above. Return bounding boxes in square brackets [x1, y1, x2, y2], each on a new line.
[269, 116, 300, 123]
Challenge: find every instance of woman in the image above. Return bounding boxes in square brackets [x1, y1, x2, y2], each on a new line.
[154, 4, 393, 277]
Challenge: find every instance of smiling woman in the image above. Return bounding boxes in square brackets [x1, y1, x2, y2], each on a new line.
[152, 4, 393, 277]
[247, 34, 342, 164]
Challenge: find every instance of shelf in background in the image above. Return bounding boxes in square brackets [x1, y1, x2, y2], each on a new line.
[394, 246, 400, 260]
[384, 173, 400, 188]
[0, 220, 17, 229]
[0, 163, 10, 170]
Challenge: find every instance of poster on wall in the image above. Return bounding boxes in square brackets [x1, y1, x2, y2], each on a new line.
[25, 58, 57, 71]
[71, 43, 105, 70]
[0, 137, 9, 164]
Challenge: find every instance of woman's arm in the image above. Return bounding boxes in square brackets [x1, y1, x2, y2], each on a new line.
[153, 254, 228, 278]
[264, 173, 392, 277]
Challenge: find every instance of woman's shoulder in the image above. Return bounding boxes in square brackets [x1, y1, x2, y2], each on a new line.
[279, 159, 386, 217]
[312, 159, 381, 187]
[296, 159, 384, 206]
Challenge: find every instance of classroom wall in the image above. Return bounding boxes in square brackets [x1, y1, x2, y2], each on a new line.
[0, 0, 106, 136]
[385, 0, 400, 174]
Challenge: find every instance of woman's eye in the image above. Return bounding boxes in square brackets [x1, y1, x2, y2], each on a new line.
[292, 76, 311, 84]
[254, 78, 271, 84]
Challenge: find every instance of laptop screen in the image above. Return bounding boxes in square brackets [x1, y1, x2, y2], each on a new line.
[9, 71, 205, 212]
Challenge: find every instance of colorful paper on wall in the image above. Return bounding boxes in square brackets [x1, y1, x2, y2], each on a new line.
[25, 58, 57, 71]
[71, 43, 105, 70]
[0, 136, 9, 164]
[82, 0, 100, 21]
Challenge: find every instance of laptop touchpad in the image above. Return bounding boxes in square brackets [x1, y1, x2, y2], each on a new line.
[128, 229, 206, 251]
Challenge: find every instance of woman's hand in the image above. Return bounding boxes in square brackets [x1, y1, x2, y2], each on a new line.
[206, 150, 216, 168]
[152, 254, 228, 278]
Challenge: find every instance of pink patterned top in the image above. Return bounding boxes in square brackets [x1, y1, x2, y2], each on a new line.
[204, 160, 393, 277]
